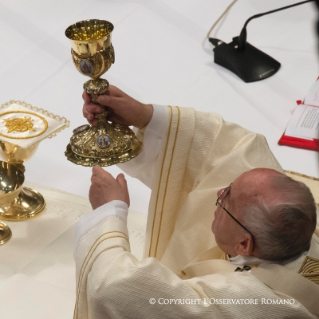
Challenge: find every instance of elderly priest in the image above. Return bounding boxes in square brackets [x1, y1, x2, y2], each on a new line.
[74, 86, 319, 318]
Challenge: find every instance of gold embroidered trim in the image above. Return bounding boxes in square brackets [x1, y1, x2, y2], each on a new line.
[0, 111, 48, 139]
[298, 256, 319, 285]
[153, 106, 180, 258]
[75, 231, 128, 319]
[148, 105, 174, 257]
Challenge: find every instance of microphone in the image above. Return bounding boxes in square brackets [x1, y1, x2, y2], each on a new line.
[210, 0, 314, 83]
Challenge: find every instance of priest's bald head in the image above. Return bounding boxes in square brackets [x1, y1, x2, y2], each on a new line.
[212, 168, 316, 262]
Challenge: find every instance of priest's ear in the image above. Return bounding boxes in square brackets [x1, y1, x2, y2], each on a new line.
[234, 233, 254, 256]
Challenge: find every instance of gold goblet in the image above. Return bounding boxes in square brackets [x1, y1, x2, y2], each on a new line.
[0, 142, 45, 222]
[0, 161, 26, 245]
[65, 19, 142, 167]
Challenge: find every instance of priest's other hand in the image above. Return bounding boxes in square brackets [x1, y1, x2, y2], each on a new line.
[82, 85, 153, 129]
[89, 166, 130, 210]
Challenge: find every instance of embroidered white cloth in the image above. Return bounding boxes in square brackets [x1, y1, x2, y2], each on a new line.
[0, 101, 69, 148]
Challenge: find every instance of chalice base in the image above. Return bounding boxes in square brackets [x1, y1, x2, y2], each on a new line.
[65, 122, 143, 167]
[0, 221, 12, 245]
[0, 187, 45, 221]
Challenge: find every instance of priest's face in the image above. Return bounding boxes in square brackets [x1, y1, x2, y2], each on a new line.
[211, 182, 247, 256]
[212, 168, 282, 257]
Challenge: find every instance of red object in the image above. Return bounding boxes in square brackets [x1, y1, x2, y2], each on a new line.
[278, 100, 319, 151]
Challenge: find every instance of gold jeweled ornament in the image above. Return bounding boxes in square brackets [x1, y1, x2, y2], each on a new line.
[65, 19, 142, 166]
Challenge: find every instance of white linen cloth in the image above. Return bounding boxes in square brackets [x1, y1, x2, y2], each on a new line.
[0, 102, 69, 148]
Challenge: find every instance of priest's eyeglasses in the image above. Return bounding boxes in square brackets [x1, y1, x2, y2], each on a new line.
[215, 184, 255, 252]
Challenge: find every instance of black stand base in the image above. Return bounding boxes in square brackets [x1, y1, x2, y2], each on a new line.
[213, 37, 280, 83]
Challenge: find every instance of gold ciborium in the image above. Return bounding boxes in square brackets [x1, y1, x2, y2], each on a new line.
[0, 159, 42, 245]
[0, 143, 45, 223]
[65, 19, 142, 167]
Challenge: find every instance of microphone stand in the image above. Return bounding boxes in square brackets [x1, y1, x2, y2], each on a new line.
[210, 0, 314, 82]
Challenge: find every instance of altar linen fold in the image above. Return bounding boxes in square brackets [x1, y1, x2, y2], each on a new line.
[74, 106, 319, 318]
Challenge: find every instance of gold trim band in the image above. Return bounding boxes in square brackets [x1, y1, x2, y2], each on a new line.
[154, 106, 180, 258]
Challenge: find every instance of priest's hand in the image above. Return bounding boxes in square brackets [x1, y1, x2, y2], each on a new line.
[82, 85, 153, 129]
[89, 166, 130, 210]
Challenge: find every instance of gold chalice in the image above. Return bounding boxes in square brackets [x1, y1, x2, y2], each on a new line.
[0, 160, 35, 245]
[65, 19, 142, 167]
[0, 143, 45, 223]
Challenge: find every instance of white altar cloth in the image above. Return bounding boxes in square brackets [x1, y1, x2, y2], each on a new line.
[0, 182, 146, 319]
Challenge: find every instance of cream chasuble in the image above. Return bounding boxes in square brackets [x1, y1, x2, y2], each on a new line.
[74, 106, 319, 319]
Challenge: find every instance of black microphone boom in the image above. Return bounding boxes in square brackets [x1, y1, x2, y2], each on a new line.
[210, 0, 314, 83]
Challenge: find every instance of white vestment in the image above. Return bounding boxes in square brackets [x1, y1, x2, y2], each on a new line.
[74, 105, 319, 319]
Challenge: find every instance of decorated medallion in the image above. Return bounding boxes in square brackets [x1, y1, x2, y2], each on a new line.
[96, 135, 111, 149]
[79, 59, 94, 75]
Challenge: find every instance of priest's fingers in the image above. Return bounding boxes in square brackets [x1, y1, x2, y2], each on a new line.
[97, 89, 153, 129]
[82, 91, 90, 103]
[91, 165, 105, 177]
[116, 173, 130, 206]
[82, 99, 103, 126]
[90, 167, 130, 210]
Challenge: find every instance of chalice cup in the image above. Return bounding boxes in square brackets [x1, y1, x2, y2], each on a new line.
[65, 19, 142, 167]
[0, 142, 45, 223]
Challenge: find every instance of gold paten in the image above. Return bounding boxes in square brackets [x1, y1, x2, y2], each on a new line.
[0, 110, 48, 139]
[65, 19, 142, 167]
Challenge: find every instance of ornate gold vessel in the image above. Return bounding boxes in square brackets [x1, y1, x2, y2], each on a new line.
[65, 19, 142, 166]
[0, 143, 45, 222]
[0, 100, 69, 238]
[0, 160, 44, 245]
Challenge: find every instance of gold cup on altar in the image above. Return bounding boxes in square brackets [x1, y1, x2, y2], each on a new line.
[0, 100, 69, 244]
[0, 143, 45, 222]
[64, 19, 142, 167]
[0, 156, 44, 245]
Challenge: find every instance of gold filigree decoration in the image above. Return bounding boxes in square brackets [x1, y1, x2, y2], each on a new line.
[0, 111, 48, 139]
[298, 256, 319, 285]
[4, 117, 36, 133]
[0, 101, 70, 146]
